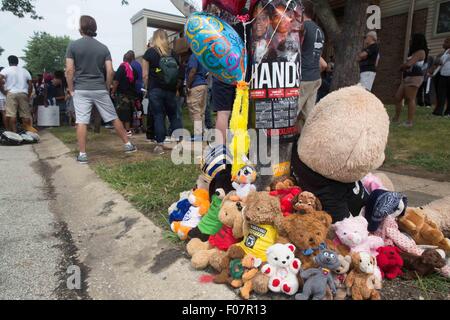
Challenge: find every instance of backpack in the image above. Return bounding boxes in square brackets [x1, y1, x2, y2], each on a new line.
[156, 48, 179, 89]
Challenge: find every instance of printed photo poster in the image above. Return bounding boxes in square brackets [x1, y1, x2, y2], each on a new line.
[250, 0, 303, 143]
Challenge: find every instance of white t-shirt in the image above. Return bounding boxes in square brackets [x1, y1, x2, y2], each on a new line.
[0, 66, 32, 94]
[440, 50, 450, 76]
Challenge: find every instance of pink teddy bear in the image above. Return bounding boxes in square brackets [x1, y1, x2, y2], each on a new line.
[334, 215, 385, 256]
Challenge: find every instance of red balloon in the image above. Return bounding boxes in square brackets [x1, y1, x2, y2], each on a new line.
[202, 0, 258, 16]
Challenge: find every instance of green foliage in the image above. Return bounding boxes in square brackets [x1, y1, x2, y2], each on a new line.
[22, 32, 71, 75]
[1, 0, 129, 19]
[1, 0, 41, 19]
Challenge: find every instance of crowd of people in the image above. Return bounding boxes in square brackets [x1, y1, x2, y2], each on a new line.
[1, 1, 449, 162]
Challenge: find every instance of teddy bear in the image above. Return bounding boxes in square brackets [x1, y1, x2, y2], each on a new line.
[187, 196, 244, 270]
[291, 86, 390, 223]
[295, 249, 341, 300]
[293, 191, 322, 215]
[266, 177, 297, 191]
[334, 215, 384, 256]
[398, 207, 450, 253]
[376, 246, 403, 280]
[364, 189, 408, 232]
[400, 249, 447, 280]
[278, 210, 341, 270]
[261, 243, 302, 296]
[171, 188, 210, 241]
[230, 165, 257, 201]
[213, 246, 270, 299]
[345, 252, 381, 300]
[235, 191, 283, 262]
[333, 255, 352, 300]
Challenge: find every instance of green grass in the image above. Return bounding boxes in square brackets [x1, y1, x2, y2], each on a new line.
[48, 127, 108, 145]
[94, 158, 200, 229]
[384, 105, 450, 175]
[413, 274, 450, 299]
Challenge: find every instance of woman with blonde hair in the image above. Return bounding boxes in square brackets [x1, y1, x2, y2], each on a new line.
[143, 29, 182, 154]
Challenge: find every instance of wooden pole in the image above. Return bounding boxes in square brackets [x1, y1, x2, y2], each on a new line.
[404, 0, 416, 61]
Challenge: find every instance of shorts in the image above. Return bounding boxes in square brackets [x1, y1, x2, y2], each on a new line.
[5, 92, 31, 119]
[0, 99, 5, 111]
[212, 78, 236, 112]
[403, 76, 424, 88]
[116, 94, 135, 123]
[73, 90, 118, 124]
[360, 71, 376, 91]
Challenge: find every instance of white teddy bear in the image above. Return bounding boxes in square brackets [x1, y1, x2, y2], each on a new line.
[261, 243, 302, 296]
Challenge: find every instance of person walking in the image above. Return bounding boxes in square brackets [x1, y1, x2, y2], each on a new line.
[432, 37, 450, 117]
[142, 29, 182, 154]
[358, 31, 380, 92]
[65, 15, 137, 164]
[0, 55, 33, 133]
[298, 1, 325, 126]
[392, 33, 428, 127]
[111, 51, 138, 135]
[185, 52, 208, 141]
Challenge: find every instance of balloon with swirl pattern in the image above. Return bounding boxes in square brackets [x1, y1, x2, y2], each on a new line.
[185, 12, 247, 85]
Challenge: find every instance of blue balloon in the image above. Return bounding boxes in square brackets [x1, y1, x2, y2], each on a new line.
[185, 12, 247, 85]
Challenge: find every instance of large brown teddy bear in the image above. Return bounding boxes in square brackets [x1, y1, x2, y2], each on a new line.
[398, 207, 450, 253]
[278, 211, 345, 270]
[292, 86, 390, 222]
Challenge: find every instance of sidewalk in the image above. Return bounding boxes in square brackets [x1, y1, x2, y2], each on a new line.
[33, 131, 237, 300]
[377, 170, 450, 207]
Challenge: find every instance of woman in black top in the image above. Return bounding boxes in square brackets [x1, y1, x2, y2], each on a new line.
[142, 29, 182, 154]
[393, 33, 428, 127]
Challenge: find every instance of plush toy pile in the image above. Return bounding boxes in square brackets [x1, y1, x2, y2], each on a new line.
[167, 86, 450, 300]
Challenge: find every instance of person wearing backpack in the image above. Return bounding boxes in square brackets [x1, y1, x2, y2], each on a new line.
[143, 29, 182, 154]
[111, 51, 138, 136]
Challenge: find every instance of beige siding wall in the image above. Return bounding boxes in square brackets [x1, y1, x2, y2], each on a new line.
[426, 1, 448, 57]
[380, 0, 448, 57]
[380, 0, 430, 16]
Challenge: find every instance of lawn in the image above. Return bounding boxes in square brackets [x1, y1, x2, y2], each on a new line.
[383, 105, 450, 180]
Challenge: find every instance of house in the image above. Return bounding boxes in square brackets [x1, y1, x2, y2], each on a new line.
[373, 0, 450, 103]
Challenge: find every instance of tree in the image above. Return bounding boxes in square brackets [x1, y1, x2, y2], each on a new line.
[0, 46, 4, 57]
[1, 0, 129, 19]
[23, 32, 71, 75]
[313, 0, 371, 91]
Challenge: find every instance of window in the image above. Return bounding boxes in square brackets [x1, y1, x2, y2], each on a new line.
[436, 0, 450, 35]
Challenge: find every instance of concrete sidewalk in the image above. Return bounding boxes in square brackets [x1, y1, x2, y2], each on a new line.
[32, 131, 237, 300]
[377, 170, 450, 207]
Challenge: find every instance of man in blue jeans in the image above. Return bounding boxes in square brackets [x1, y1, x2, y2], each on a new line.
[65, 15, 137, 164]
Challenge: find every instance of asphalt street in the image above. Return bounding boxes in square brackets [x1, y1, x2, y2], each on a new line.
[0, 144, 61, 299]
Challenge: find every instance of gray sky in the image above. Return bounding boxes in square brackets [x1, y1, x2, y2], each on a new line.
[0, 0, 188, 70]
